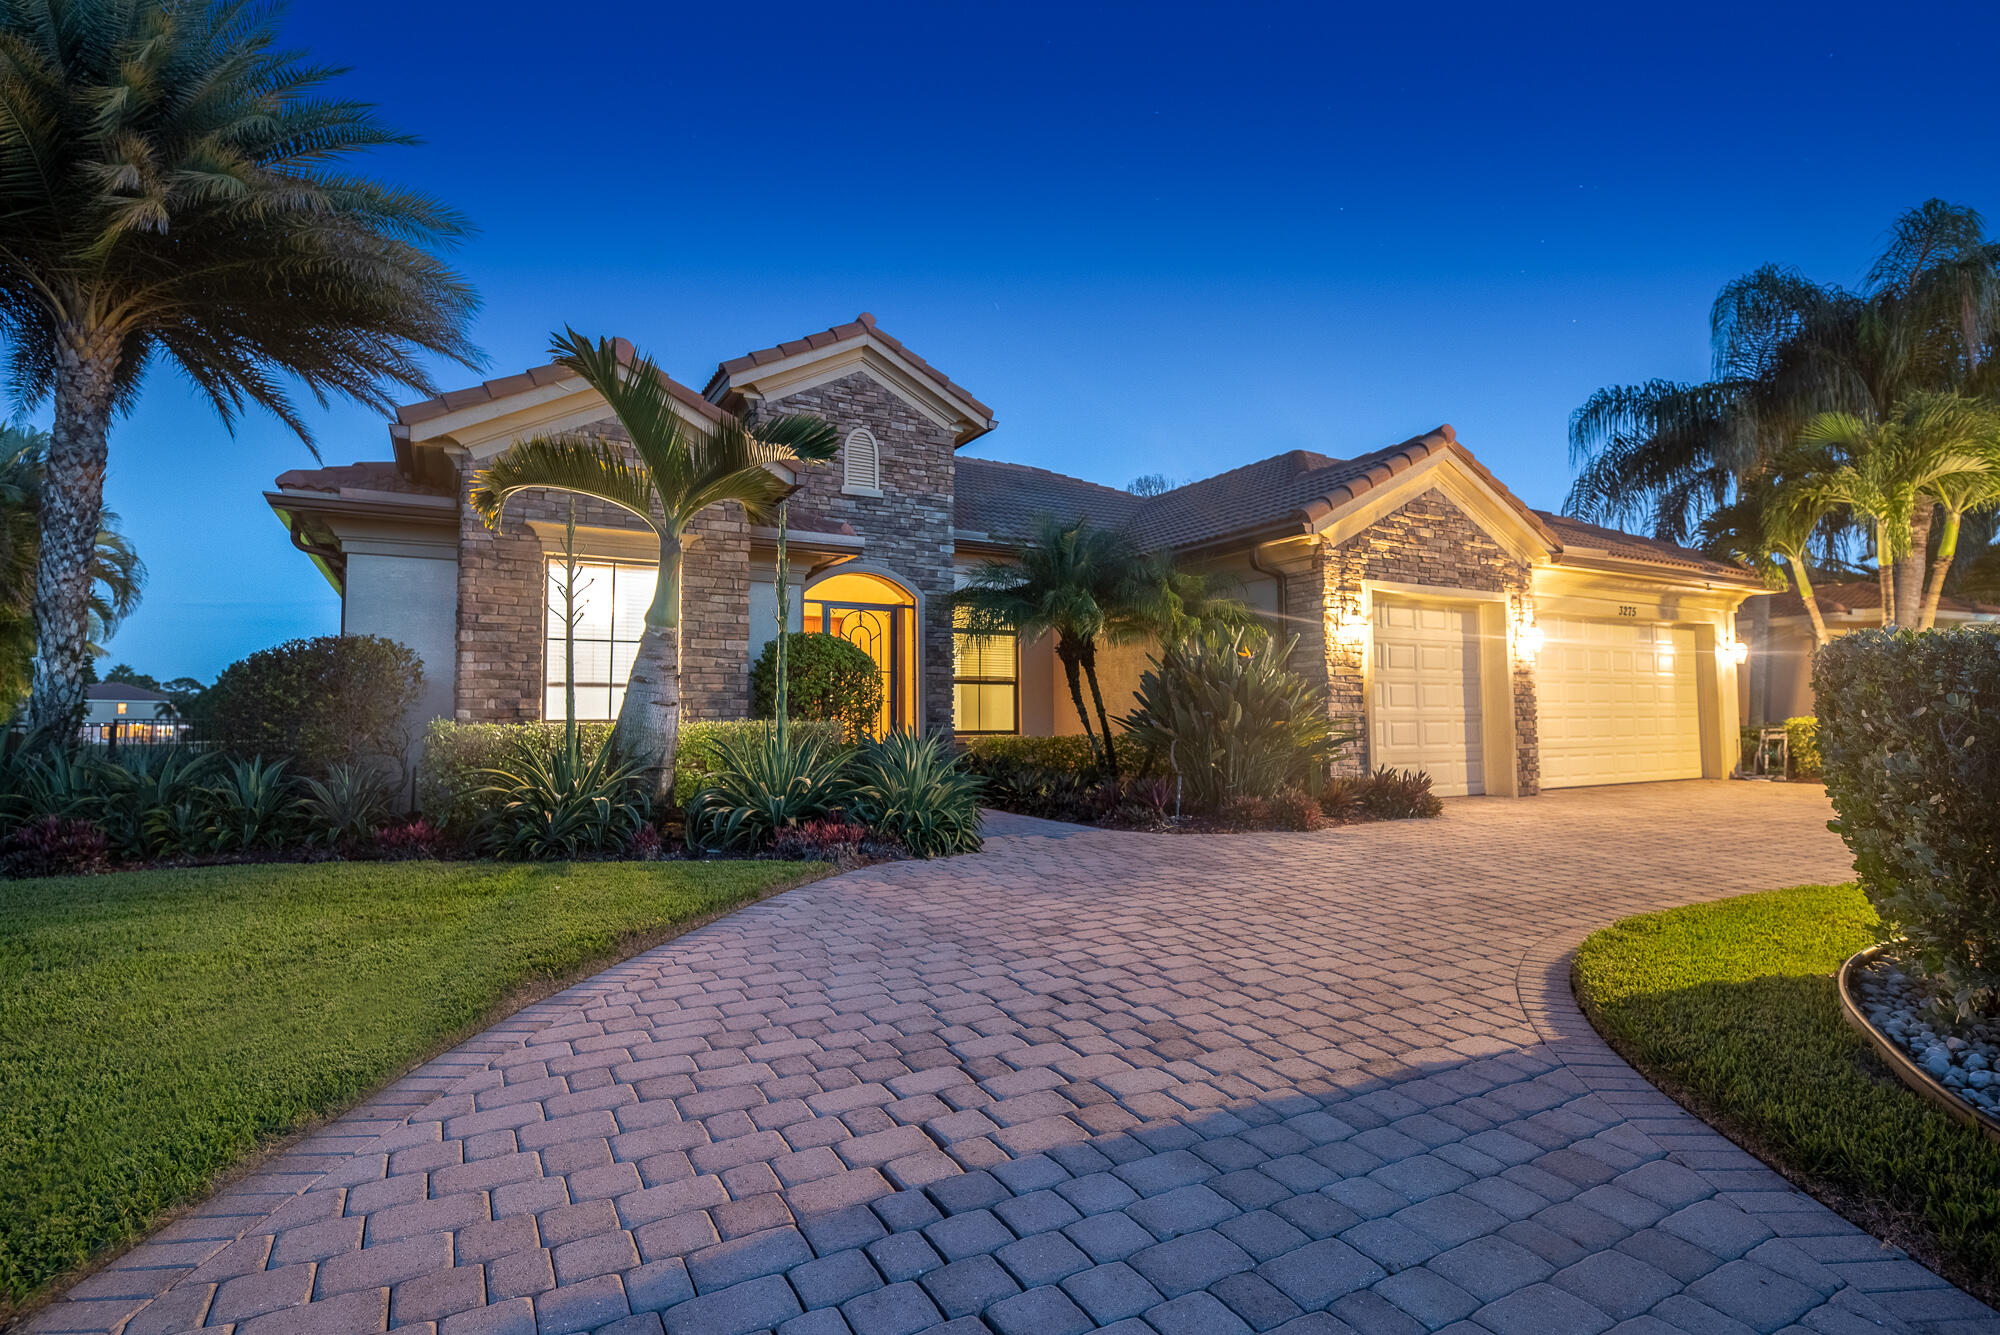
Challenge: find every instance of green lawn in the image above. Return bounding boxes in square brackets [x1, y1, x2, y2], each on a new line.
[0, 859, 821, 1316]
[1574, 883, 2000, 1305]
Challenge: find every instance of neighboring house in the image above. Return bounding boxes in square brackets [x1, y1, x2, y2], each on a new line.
[267, 314, 1765, 798]
[80, 682, 189, 745]
[1739, 580, 2000, 722]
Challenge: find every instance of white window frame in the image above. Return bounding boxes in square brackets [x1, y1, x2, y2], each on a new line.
[841, 426, 882, 496]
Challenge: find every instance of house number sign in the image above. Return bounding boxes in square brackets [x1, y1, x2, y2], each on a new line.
[1617, 605, 1639, 617]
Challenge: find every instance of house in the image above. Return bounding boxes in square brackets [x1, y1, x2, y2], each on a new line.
[1739, 580, 2000, 722]
[267, 314, 1765, 798]
[80, 682, 190, 745]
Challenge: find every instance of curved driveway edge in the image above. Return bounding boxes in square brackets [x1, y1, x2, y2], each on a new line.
[28, 782, 1998, 1335]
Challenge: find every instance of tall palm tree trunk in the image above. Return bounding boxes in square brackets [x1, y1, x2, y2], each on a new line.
[1743, 594, 1770, 727]
[1056, 642, 1100, 764]
[1789, 558, 1831, 647]
[1875, 524, 1897, 627]
[1919, 507, 1964, 631]
[1893, 503, 1933, 630]
[615, 541, 683, 803]
[1078, 641, 1121, 781]
[28, 339, 120, 734]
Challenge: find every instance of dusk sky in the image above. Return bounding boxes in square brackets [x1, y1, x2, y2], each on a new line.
[68, 0, 2000, 680]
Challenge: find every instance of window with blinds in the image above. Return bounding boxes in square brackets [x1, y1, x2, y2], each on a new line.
[544, 557, 657, 720]
[953, 621, 1018, 734]
[842, 426, 880, 492]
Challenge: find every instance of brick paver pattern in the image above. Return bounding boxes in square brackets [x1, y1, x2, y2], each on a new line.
[34, 782, 1998, 1335]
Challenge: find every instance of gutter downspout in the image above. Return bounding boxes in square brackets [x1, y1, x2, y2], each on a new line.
[285, 514, 348, 595]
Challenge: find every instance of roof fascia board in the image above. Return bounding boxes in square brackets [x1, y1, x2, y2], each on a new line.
[407, 381, 715, 456]
[1313, 452, 1553, 567]
[264, 489, 457, 528]
[1548, 551, 1765, 592]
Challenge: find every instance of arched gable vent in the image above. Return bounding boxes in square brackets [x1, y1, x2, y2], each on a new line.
[842, 426, 881, 491]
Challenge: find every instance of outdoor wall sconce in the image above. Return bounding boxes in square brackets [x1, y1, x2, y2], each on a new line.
[1518, 623, 1545, 660]
[1730, 639, 1750, 665]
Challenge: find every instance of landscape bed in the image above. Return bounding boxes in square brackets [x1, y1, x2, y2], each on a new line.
[0, 858, 823, 1320]
[1572, 883, 2000, 1307]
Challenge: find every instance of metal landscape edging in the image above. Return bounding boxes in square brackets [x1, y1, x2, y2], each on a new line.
[1838, 943, 2000, 1148]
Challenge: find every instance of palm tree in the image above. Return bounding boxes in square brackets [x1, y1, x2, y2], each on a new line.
[0, 1, 480, 734]
[1792, 392, 1998, 626]
[0, 426, 144, 715]
[469, 331, 837, 801]
[1914, 428, 2000, 629]
[1155, 565, 1266, 645]
[955, 517, 1159, 780]
[1567, 202, 2000, 591]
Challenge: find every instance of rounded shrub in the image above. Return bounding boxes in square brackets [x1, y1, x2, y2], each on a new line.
[195, 635, 422, 778]
[751, 633, 883, 742]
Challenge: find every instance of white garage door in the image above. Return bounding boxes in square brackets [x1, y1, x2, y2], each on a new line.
[1538, 616, 1701, 788]
[1371, 600, 1484, 796]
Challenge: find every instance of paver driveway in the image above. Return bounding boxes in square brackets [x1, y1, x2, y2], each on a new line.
[36, 782, 1997, 1335]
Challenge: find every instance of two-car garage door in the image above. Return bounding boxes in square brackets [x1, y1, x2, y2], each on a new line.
[1536, 616, 1702, 788]
[1370, 598, 1705, 795]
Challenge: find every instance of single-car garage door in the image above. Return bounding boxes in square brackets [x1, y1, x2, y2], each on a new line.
[1537, 616, 1701, 788]
[1371, 599, 1484, 796]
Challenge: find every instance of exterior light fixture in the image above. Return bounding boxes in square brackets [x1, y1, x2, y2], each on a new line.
[1731, 640, 1750, 665]
[1519, 624, 1545, 658]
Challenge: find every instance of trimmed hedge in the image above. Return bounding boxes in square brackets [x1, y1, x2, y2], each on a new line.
[195, 635, 422, 778]
[1785, 715, 1820, 778]
[418, 719, 840, 830]
[957, 733, 1156, 778]
[1815, 627, 2000, 1017]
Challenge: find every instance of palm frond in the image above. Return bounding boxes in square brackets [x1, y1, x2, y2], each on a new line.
[467, 435, 659, 532]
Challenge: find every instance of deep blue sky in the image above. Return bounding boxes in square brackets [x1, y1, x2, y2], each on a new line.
[72, 0, 2000, 680]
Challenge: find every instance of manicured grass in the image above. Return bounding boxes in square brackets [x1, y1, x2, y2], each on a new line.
[0, 859, 821, 1315]
[1574, 883, 2000, 1304]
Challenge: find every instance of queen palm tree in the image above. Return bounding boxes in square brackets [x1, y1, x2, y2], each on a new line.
[469, 331, 837, 801]
[0, 0, 480, 734]
[1792, 392, 1998, 626]
[955, 517, 1159, 780]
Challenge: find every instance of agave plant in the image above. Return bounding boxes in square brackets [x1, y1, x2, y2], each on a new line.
[477, 732, 649, 860]
[203, 757, 305, 853]
[1121, 629, 1350, 811]
[300, 764, 397, 847]
[102, 747, 221, 859]
[846, 732, 983, 859]
[684, 726, 852, 853]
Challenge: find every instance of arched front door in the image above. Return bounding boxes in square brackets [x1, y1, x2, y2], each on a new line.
[802, 569, 917, 736]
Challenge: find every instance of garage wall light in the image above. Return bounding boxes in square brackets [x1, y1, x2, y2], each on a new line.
[1518, 624, 1545, 659]
[1731, 640, 1750, 665]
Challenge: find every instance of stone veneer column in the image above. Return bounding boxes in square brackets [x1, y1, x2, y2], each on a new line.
[748, 372, 958, 735]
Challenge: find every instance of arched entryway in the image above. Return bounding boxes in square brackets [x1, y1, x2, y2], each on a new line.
[802, 569, 917, 735]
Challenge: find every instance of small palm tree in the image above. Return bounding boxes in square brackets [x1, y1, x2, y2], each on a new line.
[955, 517, 1159, 780]
[1795, 392, 1998, 626]
[1699, 475, 1835, 652]
[469, 331, 837, 801]
[0, 0, 480, 733]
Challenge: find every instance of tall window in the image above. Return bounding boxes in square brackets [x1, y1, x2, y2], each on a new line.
[953, 617, 1018, 734]
[842, 426, 880, 492]
[546, 558, 658, 721]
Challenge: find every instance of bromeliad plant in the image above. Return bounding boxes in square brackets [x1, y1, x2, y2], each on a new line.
[469, 332, 838, 803]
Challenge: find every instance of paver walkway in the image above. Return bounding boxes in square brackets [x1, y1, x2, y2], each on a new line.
[34, 782, 1998, 1335]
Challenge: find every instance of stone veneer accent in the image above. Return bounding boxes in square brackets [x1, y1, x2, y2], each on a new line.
[451, 429, 752, 723]
[747, 371, 959, 735]
[1290, 487, 1540, 795]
